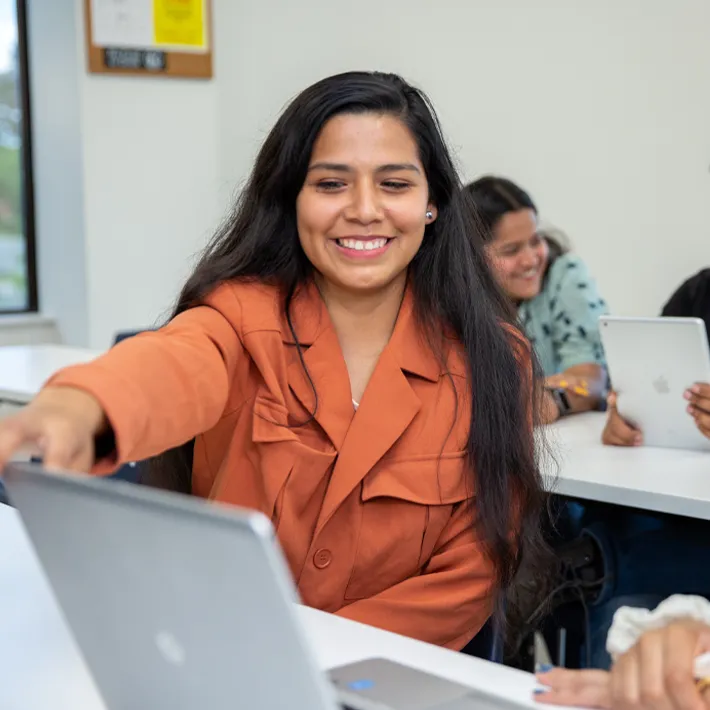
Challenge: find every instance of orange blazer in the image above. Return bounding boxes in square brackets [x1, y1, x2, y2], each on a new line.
[49, 281, 504, 650]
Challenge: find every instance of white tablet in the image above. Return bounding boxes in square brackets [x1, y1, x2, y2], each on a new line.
[599, 316, 710, 451]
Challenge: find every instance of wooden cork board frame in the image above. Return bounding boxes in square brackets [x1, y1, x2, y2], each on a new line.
[84, 0, 213, 79]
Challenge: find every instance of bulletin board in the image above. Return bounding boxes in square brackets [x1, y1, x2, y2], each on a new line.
[84, 0, 213, 79]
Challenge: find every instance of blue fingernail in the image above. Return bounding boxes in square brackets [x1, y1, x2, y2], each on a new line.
[534, 688, 548, 695]
[538, 664, 554, 673]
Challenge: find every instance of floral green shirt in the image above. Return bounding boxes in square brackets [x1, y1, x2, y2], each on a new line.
[518, 253, 608, 377]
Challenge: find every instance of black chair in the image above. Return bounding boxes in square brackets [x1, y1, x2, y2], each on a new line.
[460, 616, 503, 662]
[113, 329, 151, 345]
[109, 459, 144, 484]
[108, 329, 150, 484]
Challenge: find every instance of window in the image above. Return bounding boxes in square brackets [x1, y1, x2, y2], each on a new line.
[0, 0, 36, 312]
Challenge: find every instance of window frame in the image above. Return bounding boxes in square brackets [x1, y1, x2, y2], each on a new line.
[0, 0, 38, 315]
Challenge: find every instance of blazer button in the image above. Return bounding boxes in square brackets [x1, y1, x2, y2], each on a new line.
[313, 549, 332, 569]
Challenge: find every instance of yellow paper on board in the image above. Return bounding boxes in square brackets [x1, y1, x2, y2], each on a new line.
[153, 0, 206, 49]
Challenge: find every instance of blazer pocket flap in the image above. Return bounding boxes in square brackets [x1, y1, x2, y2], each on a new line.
[362, 453, 471, 505]
[251, 395, 298, 444]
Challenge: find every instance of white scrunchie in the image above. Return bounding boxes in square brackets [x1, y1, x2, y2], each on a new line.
[607, 595, 710, 677]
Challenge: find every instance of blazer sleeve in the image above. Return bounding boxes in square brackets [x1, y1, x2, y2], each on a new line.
[335, 501, 495, 650]
[46, 284, 246, 469]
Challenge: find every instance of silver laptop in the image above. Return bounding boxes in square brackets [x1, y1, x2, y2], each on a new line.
[3, 463, 523, 710]
[599, 315, 710, 451]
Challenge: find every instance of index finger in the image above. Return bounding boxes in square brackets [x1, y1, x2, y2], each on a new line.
[537, 668, 611, 691]
[535, 670, 611, 709]
[692, 383, 710, 398]
[535, 686, 611, 709]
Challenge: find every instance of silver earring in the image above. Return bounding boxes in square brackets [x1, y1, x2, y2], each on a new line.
[426, 210, 433, 220]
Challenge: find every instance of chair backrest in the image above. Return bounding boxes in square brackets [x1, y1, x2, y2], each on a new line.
[108, 329, 193, 491]
[110, 460, 144, 484]
[110, 329, 150, 484]
[113, 329, 151, 345]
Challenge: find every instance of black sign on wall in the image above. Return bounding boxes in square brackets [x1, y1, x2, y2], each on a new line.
[103, 48, 167, 72]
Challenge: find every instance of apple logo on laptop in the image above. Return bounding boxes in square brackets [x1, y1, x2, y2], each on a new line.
[155, 630, 186, 667]
[653, 375, 670, 395]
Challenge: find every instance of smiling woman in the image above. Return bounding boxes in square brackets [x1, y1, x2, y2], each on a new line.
[465, 176, 609, 423]
[0, 72, 548, 652]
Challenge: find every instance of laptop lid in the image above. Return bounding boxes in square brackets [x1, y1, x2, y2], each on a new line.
[599, 316, 710, 451]
[3, 463, 337, 710]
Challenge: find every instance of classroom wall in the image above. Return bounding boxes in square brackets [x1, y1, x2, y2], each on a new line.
[26, 0, 710, 347]
[80, 76, 223, 345]
[213, 0, 710, 318]
[26, 0, 224, 348]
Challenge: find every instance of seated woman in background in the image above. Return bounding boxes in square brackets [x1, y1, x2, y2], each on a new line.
[0, 72, 547, 651]
[537, 594, 710, 709]
[464, 176, 608, 423]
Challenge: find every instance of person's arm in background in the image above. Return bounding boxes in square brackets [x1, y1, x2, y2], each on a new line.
[543, 363, 608, 424]
[0, 284, 246, 472]
[540, 256, 609, 423]
[534, 595, 710, 710]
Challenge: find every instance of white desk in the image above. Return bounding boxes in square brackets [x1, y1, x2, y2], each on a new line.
[0, 505, 540, 710]
[544, 412, 710, 521]
[0, 345, 102, 405]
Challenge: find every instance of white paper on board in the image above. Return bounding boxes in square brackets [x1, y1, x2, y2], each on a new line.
[91, 0, 155, 49]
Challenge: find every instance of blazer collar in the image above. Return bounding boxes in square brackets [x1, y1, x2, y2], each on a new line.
[281, 280, 443, 383]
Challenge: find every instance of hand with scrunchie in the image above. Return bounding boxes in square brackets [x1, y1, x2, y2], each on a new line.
[534, 595, 710, 710]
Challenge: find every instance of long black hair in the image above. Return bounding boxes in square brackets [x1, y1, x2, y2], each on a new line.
[464, 175, 566, 263]
[145, 71, 547, 606]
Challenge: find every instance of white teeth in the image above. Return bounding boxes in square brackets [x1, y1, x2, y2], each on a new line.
[337, 238, 388, 251]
